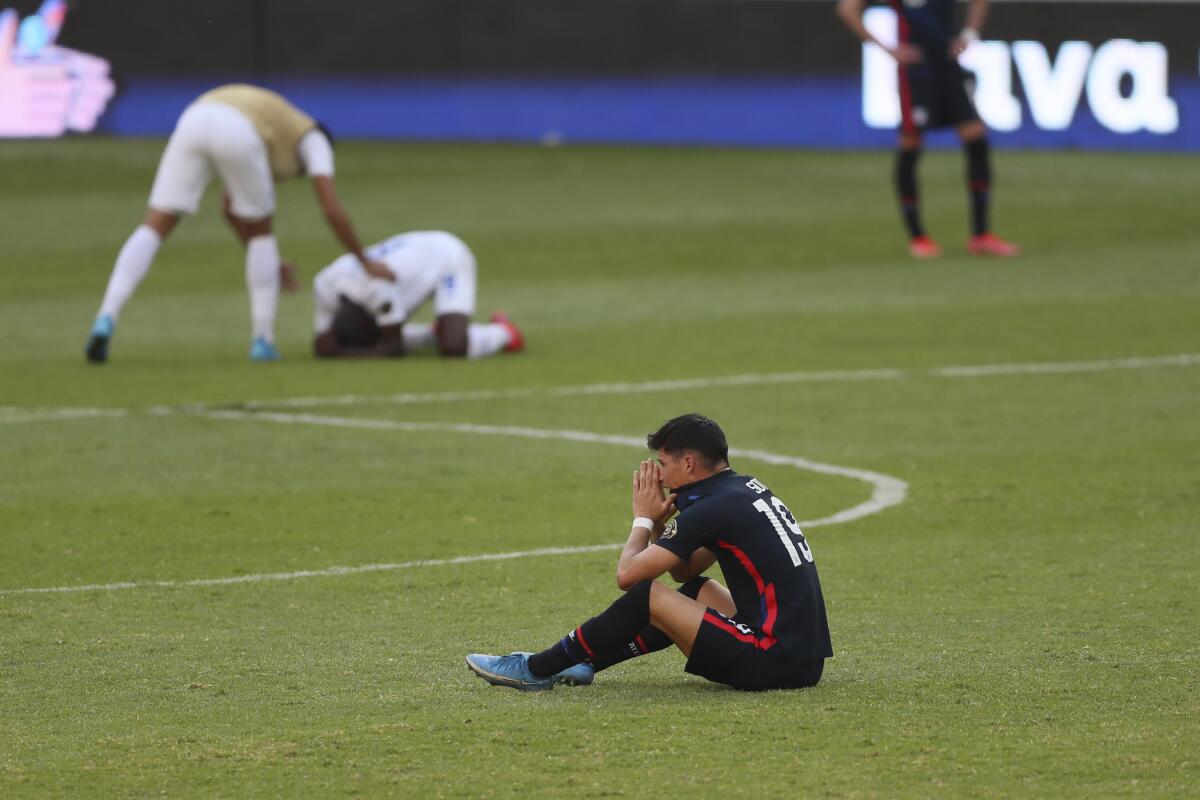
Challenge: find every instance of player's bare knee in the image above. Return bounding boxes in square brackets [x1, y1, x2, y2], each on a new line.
[958, 121, 987, 142]
[438, 336, 468, 358]
[240, 216, 273, 238]
[696, 579, 737, 617]
[648, 580, 701, 617]
[143, 209, 180, 239]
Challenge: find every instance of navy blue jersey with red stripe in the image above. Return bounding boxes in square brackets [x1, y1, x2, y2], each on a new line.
[653, 469, 833, 661]
[887, 0, 959, 66]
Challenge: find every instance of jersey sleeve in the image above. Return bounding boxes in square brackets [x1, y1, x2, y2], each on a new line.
[298, 130, 335, 177]
[652, 502, 723, 561]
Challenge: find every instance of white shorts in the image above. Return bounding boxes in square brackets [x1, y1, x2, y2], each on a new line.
[148, 101, 275, 219]
[425, 232, 478, 318]
[312, 231, 478, 332]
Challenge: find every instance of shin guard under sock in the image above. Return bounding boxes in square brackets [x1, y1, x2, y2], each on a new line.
[527, 580, 653, 678]
[965, 137, 992, 236]
[590, 576, 713, 673]
[895, 148, 925, 239]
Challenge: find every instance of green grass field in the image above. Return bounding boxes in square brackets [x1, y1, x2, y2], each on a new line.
[1, 139, 1198, 797]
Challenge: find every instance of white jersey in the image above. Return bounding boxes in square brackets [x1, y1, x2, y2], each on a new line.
[312, 231, 477, 332]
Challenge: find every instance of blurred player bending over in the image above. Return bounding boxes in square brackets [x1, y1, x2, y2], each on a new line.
[837, 0, 1019, 259]
[466, 414, 832, 692]
[85, 83, 392, 363]
[312, 231, 523, 359]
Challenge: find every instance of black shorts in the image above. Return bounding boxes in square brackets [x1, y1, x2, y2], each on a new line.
[685, 609, 824, 692]
[899, 62, 980, 133]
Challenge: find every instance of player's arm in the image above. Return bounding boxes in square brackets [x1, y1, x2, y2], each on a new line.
[616, 460, 681, 590]
[310, 175, 395, 282]
[667, 547, 717, 584]
[312, 323, 406, 358]
[950, 0, 989, 56]
[616, 528, 682, 591]
[963, 0, 989, 37]
[835, 0, 922, 64]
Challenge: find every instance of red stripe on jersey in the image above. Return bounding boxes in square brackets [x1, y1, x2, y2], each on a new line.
[704, 612, 758, 645]
[717, 539, 766, 594]
[704, 611, 777, 651]
[713, 541, 779, 650]
[970, 180, 990, 192]
[574, 626, 596, 659]
[762, 583, 778, 639]
[888, 1, 917, 136]
[635, 634, 648, 654]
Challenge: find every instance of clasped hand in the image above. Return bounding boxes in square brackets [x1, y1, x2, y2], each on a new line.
[632, 460, 676, 526]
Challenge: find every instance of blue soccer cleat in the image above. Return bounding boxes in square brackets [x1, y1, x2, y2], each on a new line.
[464, 652, 555, 692]
[249, 336, 280, 362]
[554, 661, 595, 686]
[85, 314, 114, 364]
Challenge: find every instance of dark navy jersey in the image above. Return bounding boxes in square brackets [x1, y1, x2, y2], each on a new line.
[887, 0, 960, 66]
[653, 469, 833, 661]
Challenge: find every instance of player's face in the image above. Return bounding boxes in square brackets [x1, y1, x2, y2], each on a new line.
[655, 449, 690, 490]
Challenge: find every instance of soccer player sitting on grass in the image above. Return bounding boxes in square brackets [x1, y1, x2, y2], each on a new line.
[85, 83, 392, 364]
[466, 414, 833, 692]
[312, 230, 523, 359]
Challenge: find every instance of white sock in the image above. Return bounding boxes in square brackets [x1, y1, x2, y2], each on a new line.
[466, 323, 512, 360]
[402, 323, 437, 352]
[245, 235, 280, 342]
[99, 225, 161, 320]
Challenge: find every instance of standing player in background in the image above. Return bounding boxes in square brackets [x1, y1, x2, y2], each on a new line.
[465, 414, 832, 692]
[85, 84, 393, 363]
[312, 231, 524, 360]
[837, 0, 1020, 259]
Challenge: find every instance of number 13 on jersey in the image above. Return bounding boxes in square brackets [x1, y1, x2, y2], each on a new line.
[753, 496, 814, 567]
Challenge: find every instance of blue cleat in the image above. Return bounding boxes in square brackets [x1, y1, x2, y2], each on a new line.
[554, 661, 595, 687]
[465, 652, 555, 692]
[85, 314, 114, 364]
[249, 337, 280, 362]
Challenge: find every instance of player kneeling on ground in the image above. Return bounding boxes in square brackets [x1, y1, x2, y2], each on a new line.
[466, 414, 833, 692]
[86, 83, 392, 363]
[312, 230, 523, 359]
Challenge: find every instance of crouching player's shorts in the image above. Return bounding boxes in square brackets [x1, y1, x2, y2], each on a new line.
[686, 609, 824, 692]
[149, 102, 275, 219]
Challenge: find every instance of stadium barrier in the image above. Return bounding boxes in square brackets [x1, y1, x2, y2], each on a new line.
[3, 0, 1198, 150]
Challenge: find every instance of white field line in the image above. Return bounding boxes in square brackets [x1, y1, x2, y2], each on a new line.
[0, 545, 622, 597]
[0, 353, 1195, 424]
[1, 413, 908, 596]
[202, 352, 1200, 412]
[203, 410, 907, 531]
[236, 368, 905, 410]
[930, 353, 1200, 377]
[0, 407, 129, 424]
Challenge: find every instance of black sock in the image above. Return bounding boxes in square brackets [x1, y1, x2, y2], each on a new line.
[590, 577, 712, 672]
[895, 147, 925, 239]
[527, 580, 653, 678]
[965, 137, 992, 236]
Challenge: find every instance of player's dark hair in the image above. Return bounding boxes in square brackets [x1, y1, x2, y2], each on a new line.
[332, 296, 379, 347]
[647, 414, 729, 468]
[315, 121, 336, 150]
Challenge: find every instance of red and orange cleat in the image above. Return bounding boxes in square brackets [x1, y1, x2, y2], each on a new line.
[908, 236, 943, 259]
[968, 233, 1021, 257]
[490, 311, 525, 353]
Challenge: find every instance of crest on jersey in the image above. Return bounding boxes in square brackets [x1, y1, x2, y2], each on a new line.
[659, 519, 678, 540]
